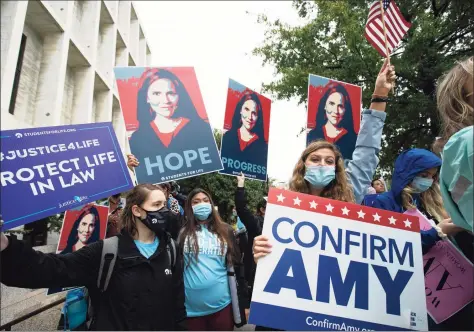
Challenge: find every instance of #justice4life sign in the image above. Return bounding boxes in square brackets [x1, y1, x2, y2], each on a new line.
[249, 189, 428, 331]
[0, 123, 133, 231]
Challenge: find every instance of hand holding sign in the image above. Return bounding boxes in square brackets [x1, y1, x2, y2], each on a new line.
[438, 218, 464, 236]
[237, 172, 245, 188]
[253, 234, 272, 263]
[127, 154, 139, 171]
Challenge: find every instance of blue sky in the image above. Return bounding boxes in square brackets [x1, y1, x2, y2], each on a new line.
[229, 79, 246, 93]
[309, 74, 330, 88]
[114, 67, 146, 80]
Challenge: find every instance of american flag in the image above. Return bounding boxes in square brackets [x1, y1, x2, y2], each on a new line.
[365, 0, 411, 57]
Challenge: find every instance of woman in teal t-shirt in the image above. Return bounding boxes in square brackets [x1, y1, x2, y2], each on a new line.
[178, 188, 242, 331]
[436, 56, 473, 233]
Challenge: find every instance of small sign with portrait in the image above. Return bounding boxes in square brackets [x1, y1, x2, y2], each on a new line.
[219, 79, 272, 181]
[47, 204, 108, 295]
[306, 75, 362, 160]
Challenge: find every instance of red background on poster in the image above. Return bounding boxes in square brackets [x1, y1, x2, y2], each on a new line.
[116, 67, 209, 133]
[57, 204, 108, 251]
[222, 85, 272, 143]
[306, 79, 362, 133]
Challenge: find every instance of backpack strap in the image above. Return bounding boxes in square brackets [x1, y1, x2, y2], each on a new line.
[97, 236, 119, 292]
[166, 238, 177, 270]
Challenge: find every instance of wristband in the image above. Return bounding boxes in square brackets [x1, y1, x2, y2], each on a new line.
[371, 96, 389, 103]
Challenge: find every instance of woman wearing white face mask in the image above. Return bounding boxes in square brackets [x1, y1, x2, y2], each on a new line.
[178, 188, 248, 331]
[252, 59, 394, 262]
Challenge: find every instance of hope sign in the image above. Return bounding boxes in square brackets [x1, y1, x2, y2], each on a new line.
[249, 189, 428, 331]
[144, 148, 212, 175]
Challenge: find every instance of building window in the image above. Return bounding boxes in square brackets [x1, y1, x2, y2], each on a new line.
[9, 34, 27, 115]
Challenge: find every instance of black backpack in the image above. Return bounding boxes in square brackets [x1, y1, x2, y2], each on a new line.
[62, 236, 177, 330]
[97, 236, 177, 290]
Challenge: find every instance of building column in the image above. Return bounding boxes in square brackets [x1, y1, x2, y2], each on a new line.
[33, 32, 71, 127]
[1, 1, 28, 121]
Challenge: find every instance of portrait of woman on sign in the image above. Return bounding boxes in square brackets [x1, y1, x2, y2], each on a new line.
[306, 76, 361, 160]
[59, 205, 104, 254]
[47, 204, 107, 295]
[115, 67, 222, 184]
[220, 80, 271, 181]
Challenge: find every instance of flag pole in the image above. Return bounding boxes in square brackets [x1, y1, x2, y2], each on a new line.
[379, 0, 391, 66]
[379, 0, 395, 93]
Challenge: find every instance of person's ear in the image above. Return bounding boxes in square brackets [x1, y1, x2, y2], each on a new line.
[132, 205, 143, 218]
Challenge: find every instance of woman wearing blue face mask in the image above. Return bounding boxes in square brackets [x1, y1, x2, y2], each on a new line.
[369, 149, 460, 252]
[178, 188, 248, 331]
[252, 60, 395, 264]
[372, 149, 472, 332]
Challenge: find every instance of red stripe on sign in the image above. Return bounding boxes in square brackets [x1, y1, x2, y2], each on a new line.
[267, 188, 420, 233]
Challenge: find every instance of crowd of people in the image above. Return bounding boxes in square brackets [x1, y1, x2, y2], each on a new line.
[0, 57, 473, 331]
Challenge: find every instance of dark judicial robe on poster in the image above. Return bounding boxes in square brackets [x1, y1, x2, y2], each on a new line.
[130, 119, 221, 183]
[220, 129, 268, 181]
[307, 127, 357, 161]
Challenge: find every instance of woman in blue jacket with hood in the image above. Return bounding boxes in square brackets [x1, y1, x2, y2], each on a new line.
[373, 147, 473, 330]
[370, 148, 451, 250]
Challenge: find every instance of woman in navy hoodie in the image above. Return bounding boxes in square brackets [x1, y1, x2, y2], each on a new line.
[370, 148, 453, 251]
[371, 148, 472, 330]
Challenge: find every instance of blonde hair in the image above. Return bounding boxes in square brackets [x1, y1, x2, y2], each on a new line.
[401, 183, 446, 223]
[289, 140, 355, 202]
[437, 56, 473, 142]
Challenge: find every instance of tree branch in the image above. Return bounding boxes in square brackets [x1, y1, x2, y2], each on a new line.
[439, 0, 450, 15]
[431, 0, 439, 17]
[353, 43, 373, 79]
[435, 23, 471, 44]
[439, 27, 474, 50]
[395, 125, 430, 147]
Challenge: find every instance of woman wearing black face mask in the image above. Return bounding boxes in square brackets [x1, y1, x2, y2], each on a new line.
[0, 184, 186, 331]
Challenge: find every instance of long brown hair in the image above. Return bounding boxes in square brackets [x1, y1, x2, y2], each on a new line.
[437, 57, 473, 144]
[121, 183, 166, 237]
[401, 182, 447, 223]
[178, 188, 235, 266]
[289, 140, 355, 202]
